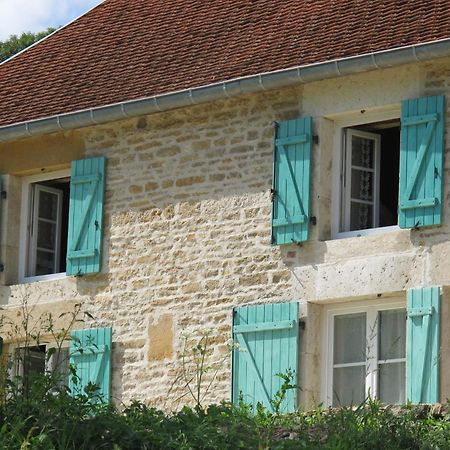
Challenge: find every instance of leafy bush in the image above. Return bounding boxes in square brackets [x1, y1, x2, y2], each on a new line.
[0, 381, 448, 450]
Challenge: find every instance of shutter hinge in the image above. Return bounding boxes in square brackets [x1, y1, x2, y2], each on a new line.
[310, 216, 317, 226]
[270, 188, 276, 202]
[313, 135, 319, 145]
[299, 320, 306, 330]
[0, 264, 4, 273]
[0, 191, 6, 199]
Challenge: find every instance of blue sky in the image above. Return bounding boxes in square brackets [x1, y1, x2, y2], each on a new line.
[0, 0, 103, 40]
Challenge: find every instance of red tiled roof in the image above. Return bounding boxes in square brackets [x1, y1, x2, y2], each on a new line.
[1, 0, 450, 127]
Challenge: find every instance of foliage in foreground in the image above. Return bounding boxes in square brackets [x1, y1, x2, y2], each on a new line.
[0, 380, 449, 450]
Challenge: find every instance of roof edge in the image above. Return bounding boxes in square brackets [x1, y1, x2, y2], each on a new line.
[0, 1, 105, 67]
[2, 37, 450, 143]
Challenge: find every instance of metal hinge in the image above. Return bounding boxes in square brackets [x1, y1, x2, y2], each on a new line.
[270, 188, 276, 202]
[0, 191, 6, 200]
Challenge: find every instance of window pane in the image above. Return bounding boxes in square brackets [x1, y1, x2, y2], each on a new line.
[351, 135, 374, 168]
[350, 201, 373, 230]
[35, 250, 55, 275]
[22, 346, 46, 378]
[379, 309, 406, 360]
[379, 362, 405, 404]
[37, 220, 57, 250]
[334, 313, 366, 364]
[38, 190, 59, 221]
[51, 348, 70, 389]
[351, 169, 374, 201]
[333, 366, 366, 406]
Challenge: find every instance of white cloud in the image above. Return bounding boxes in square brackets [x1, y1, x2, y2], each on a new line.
[0, 0, 102, 40]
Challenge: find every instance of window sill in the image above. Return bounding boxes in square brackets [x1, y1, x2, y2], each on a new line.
[20, 272, 67, 284]
[333, 225, 400, 240]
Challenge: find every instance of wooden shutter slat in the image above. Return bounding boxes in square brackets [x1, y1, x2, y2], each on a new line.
[272, 214, 306, 227]
[406, 287, 440, 403]
[272, 117, 312, 245]
[233, 319, 296, 333]
[69, 327, 112, 402]
[232, 302, 299, 412]
[399, 96, 444, 228]
[234, 332, 273, 411]
[66, 157, 106, 275]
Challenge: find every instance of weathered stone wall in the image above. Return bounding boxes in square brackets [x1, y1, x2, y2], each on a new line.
[1, 58, 450, 409]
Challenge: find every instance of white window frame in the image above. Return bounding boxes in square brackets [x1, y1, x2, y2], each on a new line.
[28, 184, 64, 277]
[321, 298, 406, 406]
[331, 107, 401, 239]
[342, 129, 381, 232]
[19, 169, 70, 283]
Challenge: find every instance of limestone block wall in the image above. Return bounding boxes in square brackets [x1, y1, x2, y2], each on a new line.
[1, 58, 450, 409]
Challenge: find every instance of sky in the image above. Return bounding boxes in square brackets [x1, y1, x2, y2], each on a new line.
[0, 0, 103, 41]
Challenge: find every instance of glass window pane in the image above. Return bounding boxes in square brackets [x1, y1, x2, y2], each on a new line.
[379, 309, 406, 360]
[351, 135, 374, 168]
[22, 346, 46, 378]
[351, 169, 374, 201]
[38, 190, 59, 221]
[37, 220, 57, 250]
[51, 348, 70, 389]
[379, 362, 405, 404]
[334, 313, 366, 364]
[35, 250, 55, 275]
[333, 366, 366, 406]
[350, 201, 373, 230]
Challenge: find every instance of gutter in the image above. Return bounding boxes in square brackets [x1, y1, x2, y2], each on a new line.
[1, 38, 450, 143]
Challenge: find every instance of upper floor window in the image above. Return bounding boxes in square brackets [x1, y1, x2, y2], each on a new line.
[340, 121, 400, 233]
[18, 157, 106, 283]
[20, 170, 71, 282]
[27, 178, 70, 277]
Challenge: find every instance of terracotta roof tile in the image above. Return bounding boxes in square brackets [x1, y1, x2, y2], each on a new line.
[1, 0, 450, 127]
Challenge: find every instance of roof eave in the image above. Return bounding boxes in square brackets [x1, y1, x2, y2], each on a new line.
[1, 38, 450, 143]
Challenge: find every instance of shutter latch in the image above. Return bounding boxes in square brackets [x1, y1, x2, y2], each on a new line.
[310, 216, 317, 226]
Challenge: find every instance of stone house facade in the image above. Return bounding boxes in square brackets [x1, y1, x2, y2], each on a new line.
[0, 0, 450, 411]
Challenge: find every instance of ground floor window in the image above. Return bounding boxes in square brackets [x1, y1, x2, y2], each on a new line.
[14, 344, 70, 389]
[326, 302, 406, 406]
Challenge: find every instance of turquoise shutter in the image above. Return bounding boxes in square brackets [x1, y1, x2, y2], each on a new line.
[399, 96, 445, 228]
[232, 302, 299, 412]
[406, 287, 440, 403]
[272, 117, 312, 245]
[69, 327, 112, 402]
[67, 157, 106, 276]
